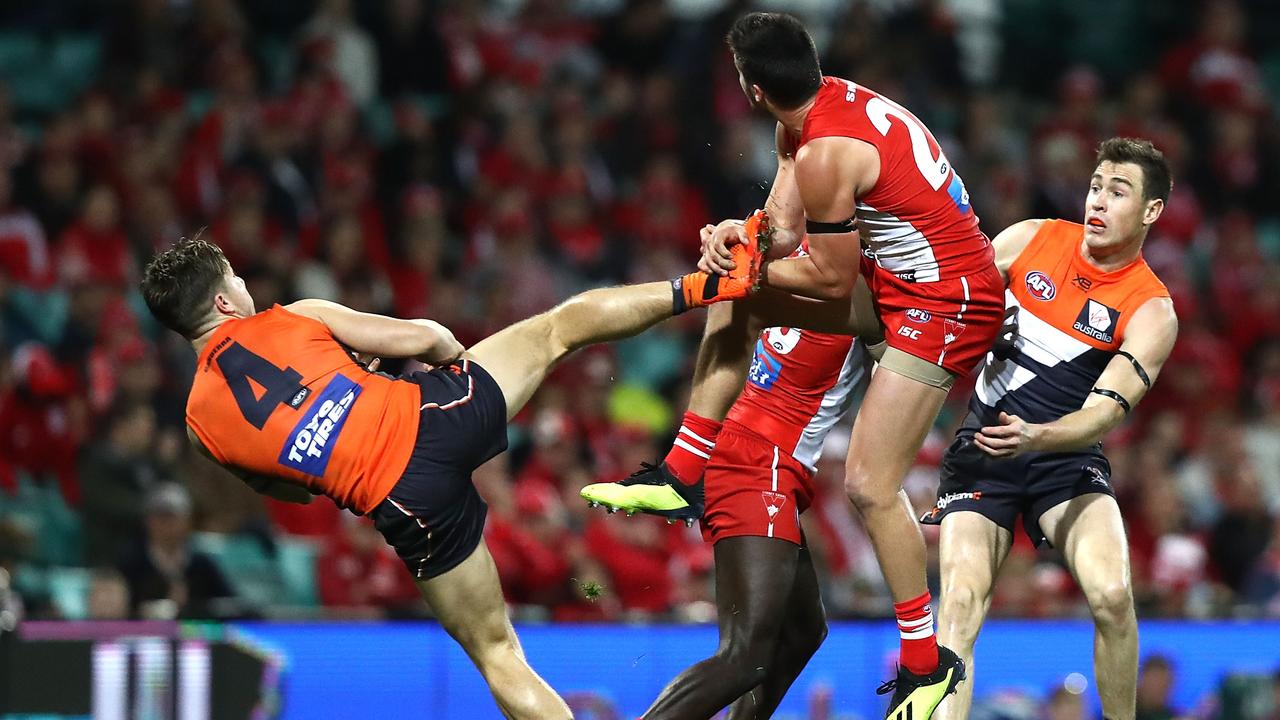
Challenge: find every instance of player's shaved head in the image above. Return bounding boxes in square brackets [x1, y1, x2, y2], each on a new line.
[727, 12, 821, 110]
[1096, 137, 1172, 204]
[141, 235, 231, 338]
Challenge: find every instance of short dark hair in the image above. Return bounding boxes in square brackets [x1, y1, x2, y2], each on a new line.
[726, 12, 821, 110]
[140, 235, 229, 338]
[1096, 137, 1172, 204]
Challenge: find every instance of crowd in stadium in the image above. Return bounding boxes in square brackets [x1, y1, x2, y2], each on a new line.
[1, 0, 1279, 647]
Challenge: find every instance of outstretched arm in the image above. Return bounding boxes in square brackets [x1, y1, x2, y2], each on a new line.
[975, 297, 1178, 457]
[285, 299, 464, 366]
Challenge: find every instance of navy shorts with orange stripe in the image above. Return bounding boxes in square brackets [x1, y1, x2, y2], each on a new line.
[700, 421, 815, 546]
[370, 360, 508, 580]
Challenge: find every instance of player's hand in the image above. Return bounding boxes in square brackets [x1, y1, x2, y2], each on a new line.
[354, 353, 381, 372]
[698, 219, 747, 276]
[974, 412, 1039, 458]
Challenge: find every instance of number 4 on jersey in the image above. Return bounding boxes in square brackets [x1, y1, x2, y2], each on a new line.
[216, 343, 306, 429]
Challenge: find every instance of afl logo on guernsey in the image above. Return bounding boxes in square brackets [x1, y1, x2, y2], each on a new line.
[1024, 271, 1057, 301]
[906, 308, 932, 323]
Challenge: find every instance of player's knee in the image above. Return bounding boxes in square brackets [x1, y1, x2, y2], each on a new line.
[799, 619, 829, 660]
[939, 583, 986, 640]
[718, 644, 773, 689]
[445, 615, 511, 657]
[723, 653, 770, 690]
[1086, 580, 1134, 630]
[842, 465, 894, 511]
[544, 295, 587, 358]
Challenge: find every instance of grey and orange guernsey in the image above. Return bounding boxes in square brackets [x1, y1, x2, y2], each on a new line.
[922, 218, 1171, 545]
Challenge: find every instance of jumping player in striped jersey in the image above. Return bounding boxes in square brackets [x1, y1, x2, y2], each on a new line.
[926, 138, 1179, 720]
[139, 235, 762, 719]
[584, 243, 878, 719]
[589, 13, 996, 717]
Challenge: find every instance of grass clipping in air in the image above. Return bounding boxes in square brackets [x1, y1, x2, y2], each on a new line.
[576, 579, 605, 602]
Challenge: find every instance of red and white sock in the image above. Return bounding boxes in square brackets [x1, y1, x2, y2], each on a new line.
[895, 591, 939, 676]
[662, 412, 721, 485]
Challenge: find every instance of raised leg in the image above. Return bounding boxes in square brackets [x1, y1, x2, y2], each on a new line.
[464, 282, 676, 420]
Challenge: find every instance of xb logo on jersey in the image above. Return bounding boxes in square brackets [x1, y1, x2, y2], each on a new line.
[1024, 271, 1057, 301]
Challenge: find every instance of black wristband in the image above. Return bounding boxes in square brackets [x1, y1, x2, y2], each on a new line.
[671, 276, 688, 315]
[1090, 388, 1132, 414]
[1116, 350, 1151, 388]
[806, 218, 855, 234]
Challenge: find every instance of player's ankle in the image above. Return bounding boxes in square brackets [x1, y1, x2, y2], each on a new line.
[895, 590, 939, 675]
[663, 412, 722, 485]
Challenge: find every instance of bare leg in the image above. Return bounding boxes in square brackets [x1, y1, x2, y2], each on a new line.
[934, 513, 1013, 720]
[727, 545, 828, 720]
[417, 541, 572, 719]
[642, 537, 801, 720]
[687, 300, 761, 420]
[844, 367, 948, 603]
[1040, 494, 1137, 720]
[464, 282, 675, 419]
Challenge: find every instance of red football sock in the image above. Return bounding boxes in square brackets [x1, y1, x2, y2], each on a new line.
[895, 591, 939, 676]
[662, 412, 721, 485]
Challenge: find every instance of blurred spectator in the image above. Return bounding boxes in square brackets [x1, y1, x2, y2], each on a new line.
[317, 515, 419, 616]
[298, 0, 379, 107]
[1209, 463, 1274, 593]
[86, 568, 131, 621]
[0, 342, 83, 502]
[79, 400, 166, 566]
[0, 168, 52, 290]
[117, 483, 235, 619]
[1044, 684, 1087, 720]
[367, 0, 452, 98]
[1137, 654, 1179, 720]
[55, 184, 133, 287]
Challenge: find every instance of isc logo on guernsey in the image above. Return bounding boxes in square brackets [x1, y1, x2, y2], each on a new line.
[279, 374, 362, 476]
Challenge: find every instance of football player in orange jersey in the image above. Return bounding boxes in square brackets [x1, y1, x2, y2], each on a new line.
[928, 138, 1180, 720]
[139, 233, 765, 719]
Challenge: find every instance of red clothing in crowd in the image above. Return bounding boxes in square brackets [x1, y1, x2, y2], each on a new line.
[317, 525, 420, 609]
[584, 516, 673, 613]
[55, 221, 133, 286]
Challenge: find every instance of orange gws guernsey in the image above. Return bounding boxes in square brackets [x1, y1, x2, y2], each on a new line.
[186, 305, 421, 514]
